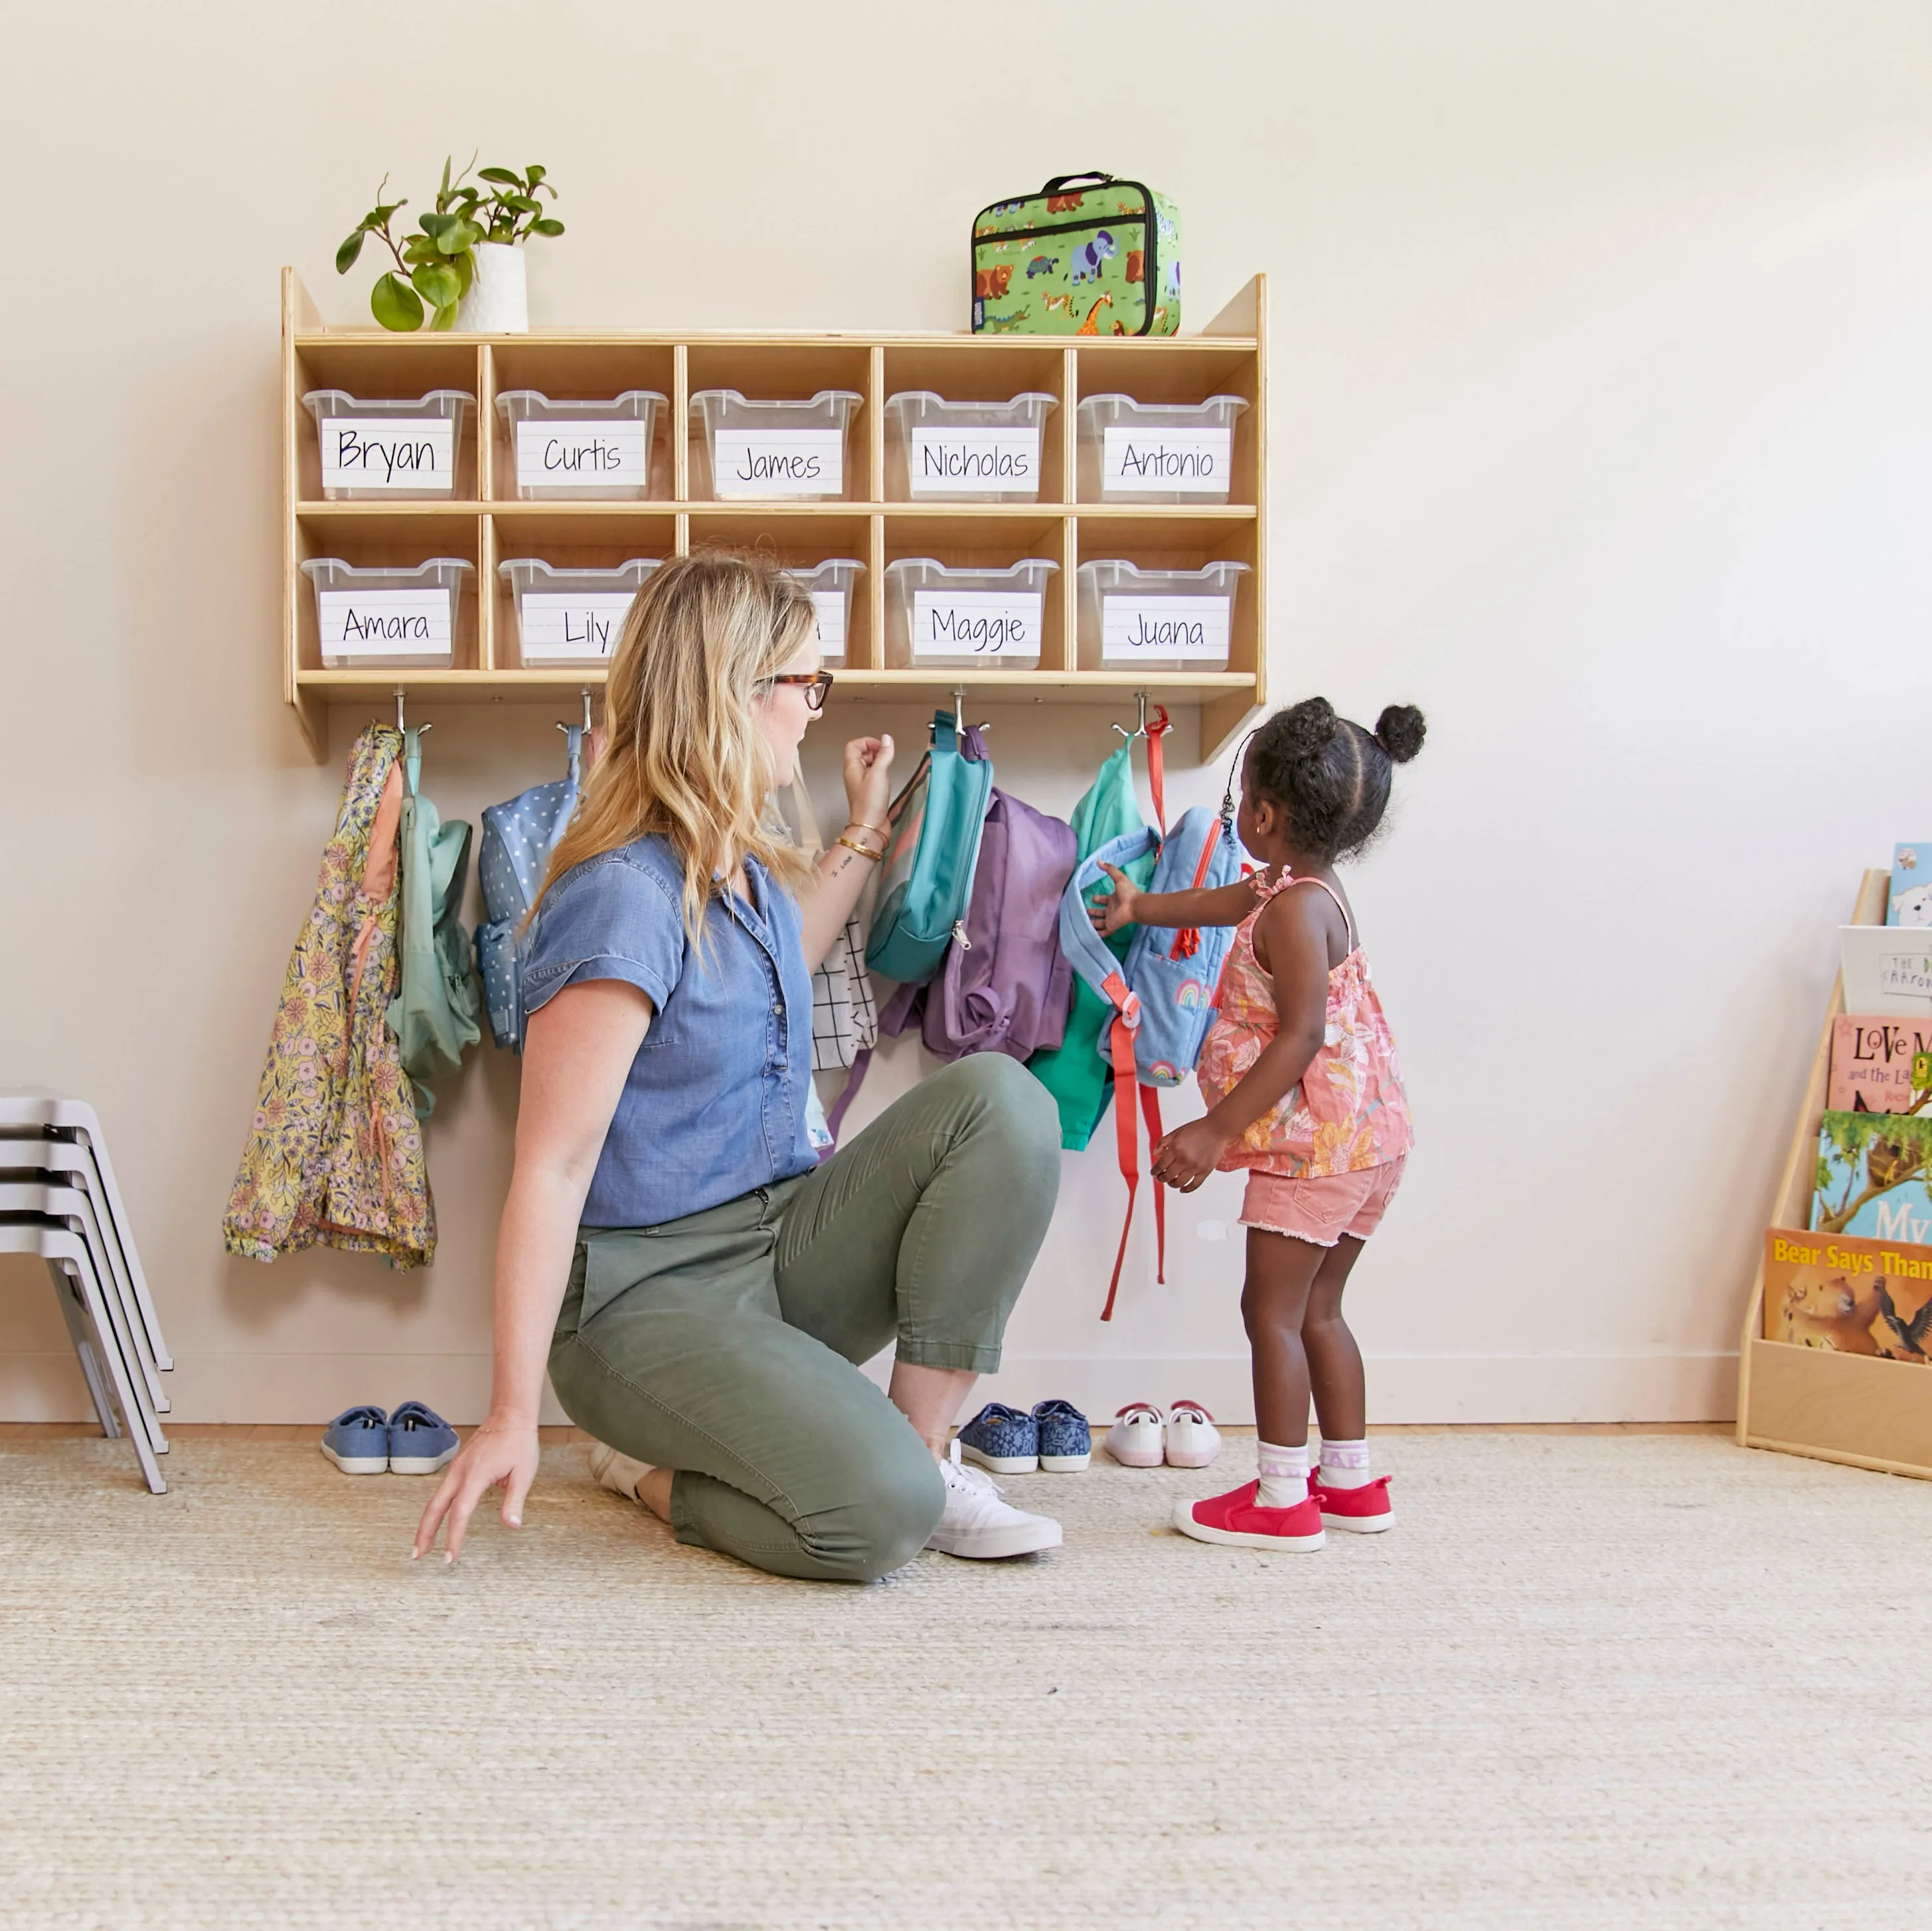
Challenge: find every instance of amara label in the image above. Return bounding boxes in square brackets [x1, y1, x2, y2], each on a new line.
[518, 592, 635, 661]
[316, 589, 451, 657]
[911, 590, 1042, 658]
[908, 428, 1040, 494]
[712, 428, 844, 497]
[319, 417, 456, 491]
[515, 421, 649, 489]
[1101, 593, 1232, 663]
[1101, 425, 1232, 495]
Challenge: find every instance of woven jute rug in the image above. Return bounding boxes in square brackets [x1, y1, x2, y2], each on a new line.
[2, 1430, 1928, 1928]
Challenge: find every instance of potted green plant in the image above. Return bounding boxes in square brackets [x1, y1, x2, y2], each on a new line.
[336, 157, 563, 333]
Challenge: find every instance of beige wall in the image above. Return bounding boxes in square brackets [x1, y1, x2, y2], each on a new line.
[5, 1, 1931, 1424]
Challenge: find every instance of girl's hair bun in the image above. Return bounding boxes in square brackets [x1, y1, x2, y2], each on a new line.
[1373, 704, 1426, 764]
[1279, 696, 1340, 763]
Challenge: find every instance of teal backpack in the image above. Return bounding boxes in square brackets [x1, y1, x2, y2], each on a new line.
[864, 711, 994, 986]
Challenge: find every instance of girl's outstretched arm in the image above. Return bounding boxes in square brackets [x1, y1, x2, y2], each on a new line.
[1088, 863, 1261, 939]
[1150, 886, 1330, 1190]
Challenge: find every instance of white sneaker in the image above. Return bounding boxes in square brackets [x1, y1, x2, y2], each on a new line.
[926, 1442, 1062, 1559]
[1105, 1401, 1167, 1468]
[1165, 1400, 1223, 1469]
[587, 1441, 653, 1503]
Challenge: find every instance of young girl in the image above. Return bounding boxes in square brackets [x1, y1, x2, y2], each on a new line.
[1092, 696, 1424, 1551]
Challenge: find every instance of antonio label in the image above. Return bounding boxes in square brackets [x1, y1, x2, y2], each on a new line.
[711, 429, 845, 498]
[1101, 425, 1231, 495]
[515, 420, 649, 490]
[911, 590, 1043, 658]
[517, 592, 635, 661]
[319, 417, 456, 493]
[908, 428, 1040, 495]
[1101, 593, 1232, 664]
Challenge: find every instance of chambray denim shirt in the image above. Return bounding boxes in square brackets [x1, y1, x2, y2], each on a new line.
[522, 836, 815, 1228]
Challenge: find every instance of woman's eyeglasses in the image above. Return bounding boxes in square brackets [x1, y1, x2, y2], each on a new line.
[765, 671, 835, 713]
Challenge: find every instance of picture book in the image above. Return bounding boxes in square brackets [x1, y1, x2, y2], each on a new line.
[1763, 1226, 1932, 1361]
[1840, 926, 1932, 1016]
[1810, 1109, 1932, 1242]
[1826, 1016, 1932, 1113]
[1890, 842, 1932, 926]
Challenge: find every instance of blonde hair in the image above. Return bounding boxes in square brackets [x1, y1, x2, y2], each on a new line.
[534, 551, 817, 943]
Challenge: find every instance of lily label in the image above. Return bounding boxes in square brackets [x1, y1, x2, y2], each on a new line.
[316, 590, 452, 659]
[517, 421, 650, 491]
[519, 593, 636, 662]
[712, 429, 845, 497]
[1101, 425, 1232, 495]
[912, 591, 1043, 658]
[909, 428, 1040, 495]
[319, 417, 456, 493]
[811, 591, 848, 657]
[1102, 594, 1232, 664]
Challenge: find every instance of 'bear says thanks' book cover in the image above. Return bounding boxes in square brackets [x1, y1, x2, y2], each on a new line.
[1811, 1109, 1932, 1243]
[1764, 1227, 1932, 1359]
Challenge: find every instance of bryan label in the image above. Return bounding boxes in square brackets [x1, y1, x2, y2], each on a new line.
[811, 590, 848, 658]
[912, 590, 1042, 658]
[518, 593, 635, 662]
[317, 589, 451, 658]
[1101, 425, 1232, 495]
[712, 428, 844, 497]
[319, 416, 455, 492]
[515, 420, 649, 491]
[910, 427, 1040, 494]
[1101, 593, 1232, 664]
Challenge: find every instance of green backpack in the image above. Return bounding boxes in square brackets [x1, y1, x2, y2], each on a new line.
[971, 173, 1182, 337]
[865, 711, 994, 986]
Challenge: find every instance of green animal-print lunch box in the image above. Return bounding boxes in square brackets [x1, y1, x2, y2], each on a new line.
[970, 173, 1181, 337]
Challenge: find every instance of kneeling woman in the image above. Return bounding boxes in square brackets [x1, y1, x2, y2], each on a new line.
[414, 554, 1063, 1581]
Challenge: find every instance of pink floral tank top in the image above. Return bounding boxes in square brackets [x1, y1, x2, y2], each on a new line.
[1196, 872, 1414, 1177]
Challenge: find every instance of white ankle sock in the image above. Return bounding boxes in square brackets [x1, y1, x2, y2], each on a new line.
[1255, 1438, 1310, 1508]
[1319, 1437, 1373, 1489]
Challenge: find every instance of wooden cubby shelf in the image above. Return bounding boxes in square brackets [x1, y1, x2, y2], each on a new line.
[281, 268, 1269, 761]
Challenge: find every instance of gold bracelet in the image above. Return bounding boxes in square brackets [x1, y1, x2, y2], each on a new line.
[835, 834, 885, 864]
[846, 820, 890, 842]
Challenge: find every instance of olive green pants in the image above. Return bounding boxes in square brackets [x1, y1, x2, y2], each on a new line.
[548, 1055, 1062, 1583]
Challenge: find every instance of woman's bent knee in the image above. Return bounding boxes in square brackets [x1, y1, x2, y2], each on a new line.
[795, 1450, 945, 1583]
[943, 1053, 1062, 1168]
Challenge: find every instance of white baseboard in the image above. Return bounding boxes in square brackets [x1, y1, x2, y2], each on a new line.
[0, 1349, 1739, 1427]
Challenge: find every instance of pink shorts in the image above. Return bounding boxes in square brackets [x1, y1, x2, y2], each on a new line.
[1238, 1156, 1407, 1247]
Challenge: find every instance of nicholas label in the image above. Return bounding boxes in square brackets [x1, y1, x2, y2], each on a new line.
[516, 420, 649, 491]
[1101, 593, 1232, 664]
[1101, 424, 1232, 495]
[319, 417, 455, 492]
[912, 590, 1042, 658]
[712, 428, 844, 497]
[908, 427, 1040, 495]
[316, 589, 451, 658]
[518, 592, 635, 662]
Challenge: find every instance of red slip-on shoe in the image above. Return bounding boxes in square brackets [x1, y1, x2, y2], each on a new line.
[1172, 1480, 1326, 1551]
[1310, 1473, 1395, 1533]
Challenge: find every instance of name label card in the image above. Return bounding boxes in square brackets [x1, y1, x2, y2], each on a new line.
[319, 417, 455, 492]
[912, 590, 1043, 658]
[811, 590, 848, 657]
[712, 429, 844, 497]
[516, 420, 649, 490]
[1101, 593, 1232, 664]
[1102, 425, 1232, 495]
[317, 589, 452, 657]
[518, 592, 635, 661]
[910, 428, 1040, 494]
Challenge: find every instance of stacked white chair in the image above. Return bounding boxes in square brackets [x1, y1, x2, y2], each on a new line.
[0, 1089, 172, 1492]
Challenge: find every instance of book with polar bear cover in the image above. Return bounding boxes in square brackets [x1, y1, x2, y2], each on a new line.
[1888, 843, 1932, 925]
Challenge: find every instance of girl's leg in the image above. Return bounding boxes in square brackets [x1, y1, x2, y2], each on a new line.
[1240, 1227, 1328, 1446]
[1303, 1234, 1368, 1443]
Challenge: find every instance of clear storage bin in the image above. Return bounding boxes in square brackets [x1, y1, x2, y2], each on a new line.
[301, 558, 471, 669]
[690, 389, 863, 500]
[1076, 394, 1248, 504]
[786, 560, 864, 666]
[884, 558, 1058, 670]
[1077, 559, 1249, 672]
[494, 390, 667, 501]
[884, 391, 1058, 502]
[498, 558, 660, 666]
[301, 390, 473, 501]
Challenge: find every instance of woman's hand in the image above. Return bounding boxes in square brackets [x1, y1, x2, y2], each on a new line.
[412, 1413, 541, 1563]
[1152, 1119, 1230, 1192]
[1087, 861, 1140, 937]
[842, 734, 895, 837]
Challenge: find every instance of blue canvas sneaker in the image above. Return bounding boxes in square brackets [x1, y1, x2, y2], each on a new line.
[1031, 1399, 1091, 1472]
[321, 1404, 390, 1475]
[955, 1401, 1038, 1474]
[388, 1400, 459, 1476]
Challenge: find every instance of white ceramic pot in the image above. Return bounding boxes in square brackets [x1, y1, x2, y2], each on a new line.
[456, 242, 528, 333]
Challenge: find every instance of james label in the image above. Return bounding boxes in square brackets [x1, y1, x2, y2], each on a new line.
[712, 428, 844, 497]
[1101, 593, 1232, 664]
[317, 590, 451, 658]
[911, 591, 1042, 658]
[319, 417, 455, 492]
[1101, 425, 1232, 495]
[515, 420, 649, 491]
[518, 592, 635, 662]
[908, 428, 1040, 495]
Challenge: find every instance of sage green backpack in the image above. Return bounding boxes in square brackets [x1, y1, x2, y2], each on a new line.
[971, 173, 1181, 337]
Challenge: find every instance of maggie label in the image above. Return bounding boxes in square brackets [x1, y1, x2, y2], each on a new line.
[911, 590, 1043, 658]
[711, 428, 845, 497]
[908, 427, 1040, 495]
[518, 591, 637, 661]
[515, 420, 649, 491]
[1101, 425, 1232, 495]
[316, 589, 451, 659]
[319, 417, 455, 492]
[1101, 593, 1232, 664]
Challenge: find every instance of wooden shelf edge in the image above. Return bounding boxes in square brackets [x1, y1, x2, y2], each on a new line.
[292, 500, 1259, 519]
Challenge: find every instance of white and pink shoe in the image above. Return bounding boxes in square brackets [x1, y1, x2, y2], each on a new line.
[1163, 1400, 1222, 1468]
[1310, 1472, 1395, 1533]
[1172, 1480, 1326, 1552]
[1105, 1403, 1167, 1468]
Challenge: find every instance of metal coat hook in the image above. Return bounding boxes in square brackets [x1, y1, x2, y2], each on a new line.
[393, 687, 431, 738]
[931, 686, 991, 744]
[558, 688, 594, 739]
[1111, 690, 1152, 741]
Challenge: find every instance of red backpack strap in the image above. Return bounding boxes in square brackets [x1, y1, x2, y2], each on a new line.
[1144, 706, 1172, 834]
[1140, 1083, 1167, 1284]
[1097, 968, 1144, 1322]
